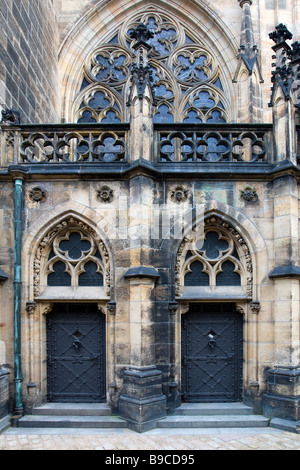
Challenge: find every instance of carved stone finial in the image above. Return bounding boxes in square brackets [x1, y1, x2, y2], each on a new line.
[269, 24, 293, 47]
[290, 41, 300, 65]
[269, 24, 299, 107]
[127, 23, 156, 106]
[130, 23, 154, 47]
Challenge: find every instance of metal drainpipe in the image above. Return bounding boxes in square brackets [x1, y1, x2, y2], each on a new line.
[13, 176, 24, 417]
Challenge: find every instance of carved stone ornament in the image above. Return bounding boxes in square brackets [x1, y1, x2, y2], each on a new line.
[33, 216, 111, 298]
[29, 187, 46, 203]
[175, 216, 253, 297]
[249, 301, 261, 314]
[107, 301, 116, 315]
[1, 108, 20, 126]
[130, 22, 154, 45]
[170, 186, 189, 203]
[5, 131, 14, 147]
[26, 301, 37, 315]
[240, 186, 258, 203]
[168, 302, 179, 315]
[97, 185, 114, 203]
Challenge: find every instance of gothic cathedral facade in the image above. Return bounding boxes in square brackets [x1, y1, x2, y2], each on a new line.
[0, 0, 300, 432]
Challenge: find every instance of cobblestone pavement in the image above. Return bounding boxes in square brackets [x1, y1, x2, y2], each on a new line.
[1, 427, 300, 450]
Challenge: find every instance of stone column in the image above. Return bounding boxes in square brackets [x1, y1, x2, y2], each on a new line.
[118, 24, 166, 432]
[119, 266, 166, 433]
[263, 26, 300, 426]
[264, 172, 300, 425]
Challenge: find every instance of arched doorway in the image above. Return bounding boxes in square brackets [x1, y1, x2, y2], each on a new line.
[175, 214, 253, 403]
[25, 213, 112, 406]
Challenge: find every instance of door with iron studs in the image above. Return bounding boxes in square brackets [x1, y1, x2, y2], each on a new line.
[181, 303, 243, 403]
[47, 304, 106, 403]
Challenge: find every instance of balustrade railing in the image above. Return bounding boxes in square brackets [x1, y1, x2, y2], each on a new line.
[1, 122, 276, 168]
[155, 123, 273, 164]
[14, 124, 129, 164]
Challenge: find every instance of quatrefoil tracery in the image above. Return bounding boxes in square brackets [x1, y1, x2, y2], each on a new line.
[182, 228, 245, 291]
[75, 11, 227, 124]
[45, 230, 105, 289]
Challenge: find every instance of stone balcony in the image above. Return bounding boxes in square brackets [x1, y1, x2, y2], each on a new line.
[2, 121, 296, 179]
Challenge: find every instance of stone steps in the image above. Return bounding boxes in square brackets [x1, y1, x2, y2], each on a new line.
[32, 403, 111, 416]
[173, 403, 254, 416]
[17, 414, 127, 429]
[157, 403, 270, 429]
[17, 403, 127, 429]
[16, 402, 270, 430]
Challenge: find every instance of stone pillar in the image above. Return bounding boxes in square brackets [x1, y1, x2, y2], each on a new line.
[262, 26, 300, 427]
[118, 267, 166, 432]
[118, 23, 166, 433]
[117, 280, 165, 433]
[264, 174, 300, 423]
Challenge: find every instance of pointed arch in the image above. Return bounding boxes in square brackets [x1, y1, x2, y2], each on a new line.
[59, 0, 240, 122]
[172, 202, 269, 301]
[24, 208, 113, 301]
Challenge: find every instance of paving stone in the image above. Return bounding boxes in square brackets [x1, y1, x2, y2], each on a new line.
[1, 427, 300, 450]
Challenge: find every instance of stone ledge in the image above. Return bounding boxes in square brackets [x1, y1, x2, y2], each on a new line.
[268, 265, 300, 279]
[124, 266, 160, 280]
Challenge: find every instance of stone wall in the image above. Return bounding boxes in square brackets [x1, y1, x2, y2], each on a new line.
[0, 0, 60, 124]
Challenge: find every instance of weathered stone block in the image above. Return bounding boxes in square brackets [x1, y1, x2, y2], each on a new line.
[119, 365, 166, 432]
[263, 366, 300, 421]
[0, 366, 10, 430]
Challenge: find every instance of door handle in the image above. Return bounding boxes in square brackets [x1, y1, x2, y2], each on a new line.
[72, 339, 81, 350]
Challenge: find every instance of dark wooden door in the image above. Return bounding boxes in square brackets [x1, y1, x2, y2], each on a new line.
[47, 304, 106, 403]
[181, 303, 243, 402]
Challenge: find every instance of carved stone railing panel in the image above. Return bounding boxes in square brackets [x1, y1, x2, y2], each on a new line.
[1, 122, 276, 167]
[155, 124, 271, 163]
[17, 125, 128, 164]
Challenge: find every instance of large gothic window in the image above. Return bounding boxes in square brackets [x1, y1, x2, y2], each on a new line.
[75, 12, 228, 124]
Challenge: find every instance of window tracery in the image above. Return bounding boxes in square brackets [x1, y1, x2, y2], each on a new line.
[33, 216, 110, 298]
[75, 11, 228, 124]
[175, 217, 253, 298]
